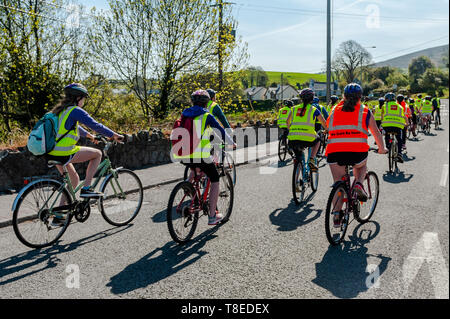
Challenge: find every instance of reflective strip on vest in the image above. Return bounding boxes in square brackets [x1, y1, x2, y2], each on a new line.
[422, 101, 433, 113]
[374, 107, 383, 120]
[288, 104, 317, 142]
[207, 101, 217, 114]
[277, 107, 290, 128]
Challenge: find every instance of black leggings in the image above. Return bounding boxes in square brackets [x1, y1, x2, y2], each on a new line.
[185, 162, 220, 183]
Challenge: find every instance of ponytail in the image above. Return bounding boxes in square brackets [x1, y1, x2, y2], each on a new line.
[342, 93, 361, 112]
[300, 96, 313, 117]
[51, 94, 81, 115]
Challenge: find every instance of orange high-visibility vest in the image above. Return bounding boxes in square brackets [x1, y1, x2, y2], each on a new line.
[325, 103, 370, 156]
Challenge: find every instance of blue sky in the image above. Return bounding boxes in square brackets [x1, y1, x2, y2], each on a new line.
[78, 0, 449, 73]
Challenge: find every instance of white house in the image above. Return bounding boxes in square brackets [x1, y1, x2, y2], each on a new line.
[264, 85, 299, 100]
[245, 87, 267, 101]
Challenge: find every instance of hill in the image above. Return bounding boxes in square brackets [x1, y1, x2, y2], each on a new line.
[266, 71, 327, 87]
[374, 44, 449, 70]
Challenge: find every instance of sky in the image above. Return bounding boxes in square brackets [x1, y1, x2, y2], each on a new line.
[76, 0, 449, 73]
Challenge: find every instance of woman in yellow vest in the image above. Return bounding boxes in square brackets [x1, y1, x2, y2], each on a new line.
[286, 88, 327, 172]
[48, 84, 123, 204]
[277, 100, 293, 140]
[381, 92, 406, 163]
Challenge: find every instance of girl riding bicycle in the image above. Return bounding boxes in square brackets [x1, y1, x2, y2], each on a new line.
[325, 83, 387, 227]
[286, 88, 328, 172]
[171, 89, 235, 225]
[47, 83, 123, 224]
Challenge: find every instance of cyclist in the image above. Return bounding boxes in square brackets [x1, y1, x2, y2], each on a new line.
[277, 100, 293, 141]
[47, 83, 123, 225]
[408, 98, 418, 137]
[206, 89, 231, 130]
[374, 97, 385, 130]
[312, 96, 329, 130]
[172, 89, 235, 226]
[381, 92, 405, 163]
[421, 96, 433, 130]
[325, 83, 387, 228]
[397, 94, 410, 151]
[432, 96, 441, 126]
[286, 89, 327, 172]
[327, 95, 339, 113]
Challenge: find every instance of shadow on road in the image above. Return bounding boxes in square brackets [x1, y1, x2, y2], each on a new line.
[382, 171, 414, 184]
[107, 225, 220, 295]
[269, 198, 322, 232]
[0, 225, 131, 286]
[312, 222, 391, 298]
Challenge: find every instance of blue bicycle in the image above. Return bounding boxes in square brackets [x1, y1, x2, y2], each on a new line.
[292, 147, 319, 205]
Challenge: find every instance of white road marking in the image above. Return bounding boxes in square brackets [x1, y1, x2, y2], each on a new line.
[440, 164, 448, 187]
[402, 232, 449, 299]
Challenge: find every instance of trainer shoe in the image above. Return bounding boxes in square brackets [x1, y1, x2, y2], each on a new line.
[80, 187, 104, 198]
[353, 182, 368, 202]
[208, 211, 224, 225]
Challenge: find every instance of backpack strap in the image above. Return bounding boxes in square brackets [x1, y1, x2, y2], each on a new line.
[55, 122, 77, 143]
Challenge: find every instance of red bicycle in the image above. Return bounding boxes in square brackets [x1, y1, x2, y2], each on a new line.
[166, 162, 234, 244]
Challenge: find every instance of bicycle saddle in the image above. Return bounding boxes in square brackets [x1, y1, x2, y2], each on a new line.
[48, 160, 63, 167]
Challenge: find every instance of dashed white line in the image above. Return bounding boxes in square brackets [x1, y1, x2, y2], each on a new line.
[440, 164, 448, 187]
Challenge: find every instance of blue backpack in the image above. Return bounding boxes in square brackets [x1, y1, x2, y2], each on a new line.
[27, 112, 73, 156]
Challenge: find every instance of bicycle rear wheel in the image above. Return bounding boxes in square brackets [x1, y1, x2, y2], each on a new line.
[292, 160, 306, 205]
[278, 138, 287, 162]
[388, 143, 394, 173]
[99, 169, 143, 226]
[167, 181, 198, 244]
[325, 183, 350, 246]
[12, 180, 73, 249]
[354, 171, 379, 223]
[217, 172, 234, 223]
[310, 158, 319, 192]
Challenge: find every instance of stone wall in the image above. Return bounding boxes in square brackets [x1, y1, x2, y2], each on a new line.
[0, 123, 280, 193]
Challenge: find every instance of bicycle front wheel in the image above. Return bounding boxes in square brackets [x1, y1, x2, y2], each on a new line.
[310, 158, 319, 192]
[223, 152, 237, 186]
[12, 180, 73, 249]
[325, 183, 350, 246]
[355, 171, 379, 223]
[99, 169, 143, 226]
[292, 160, 305, 205]
[167, 181, 198, 244]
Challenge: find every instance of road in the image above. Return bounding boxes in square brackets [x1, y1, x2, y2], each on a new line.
[0, 101, 448, 299]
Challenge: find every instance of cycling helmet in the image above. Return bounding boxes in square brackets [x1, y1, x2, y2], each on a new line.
[425, 95, 432, 100]
[191, 89, 210, 106]
[206, 88, 216, 99]
[409, 98, 415, 103]
[417, 94, 422, 98]
[284, 100, 294, 107]
[299, 88, 315, 100]
[344, 83, 362, 95]
[330, 95, 339, 103]
[64, 83, 89, 98]
[384, 92, 396, 101]
[396, 94, 404, 103]
[378, 97, 385, 102]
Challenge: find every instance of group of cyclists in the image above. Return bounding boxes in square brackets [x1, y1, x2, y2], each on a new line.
[40, 81, 443, 233]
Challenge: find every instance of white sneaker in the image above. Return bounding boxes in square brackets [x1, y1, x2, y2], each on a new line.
[208, 212, 224, 225]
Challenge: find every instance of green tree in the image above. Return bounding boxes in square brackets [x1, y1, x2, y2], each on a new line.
[408, 56, 434, 93]
[386, 71, 409, 88]
[332, 40, 372, 83]
[418, 68, 449, 96]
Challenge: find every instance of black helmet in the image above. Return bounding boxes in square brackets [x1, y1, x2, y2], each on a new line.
[284, 100, 294, 107]
[299, 88, 314, 100]
[206, 89, 216, 99]
[384, 92, 396, 101]
[417, 94, 422, 98]
[409, 98, 415, 103]
[191, 89, 210, 106]
[64, 83, 89, 98]
[425, 96, 431, 100]
[330, 95, 339, 103]
[378, 97, 385, 102]
[396, 94, 404, 103]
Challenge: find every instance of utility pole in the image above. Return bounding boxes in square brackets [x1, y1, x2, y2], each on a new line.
[281, 73, 284, 103]
[211, 0, 235, 91]
[326, 0, 331, 104]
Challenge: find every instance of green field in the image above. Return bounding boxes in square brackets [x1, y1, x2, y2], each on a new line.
[266, 71, 327, 86]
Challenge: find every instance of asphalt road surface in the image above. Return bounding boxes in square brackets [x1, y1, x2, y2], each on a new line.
[0, 101, 448, 299]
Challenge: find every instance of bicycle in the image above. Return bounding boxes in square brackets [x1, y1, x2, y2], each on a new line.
[12, 135, 144, 249]
[183, 143, 236, 186]
[168, 159, 234, 244]
[292, 146, 319, 205]
[386, 132, 399, 174]
[325, 165, 380, 246]
[406, 118, 416, 140]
